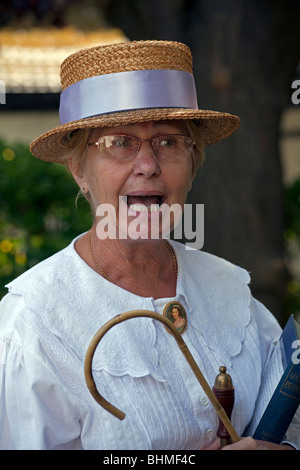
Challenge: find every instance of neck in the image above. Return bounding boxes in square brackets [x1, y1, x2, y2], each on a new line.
[77, 226, 177, 299]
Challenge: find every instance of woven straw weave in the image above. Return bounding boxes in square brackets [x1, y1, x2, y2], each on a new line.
[61, 40, 192, 90]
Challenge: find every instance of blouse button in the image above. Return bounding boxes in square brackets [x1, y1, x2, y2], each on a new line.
[200, 395, 209, 406]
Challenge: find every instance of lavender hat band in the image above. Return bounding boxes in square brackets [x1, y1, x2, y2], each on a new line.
[59, 69, 199, 124]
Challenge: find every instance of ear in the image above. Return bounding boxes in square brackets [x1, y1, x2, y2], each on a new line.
[68, 157, 88, 192]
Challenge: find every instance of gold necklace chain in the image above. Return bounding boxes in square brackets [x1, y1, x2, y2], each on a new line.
[164, 238, 178, 278]
[88, 229, 178, 282]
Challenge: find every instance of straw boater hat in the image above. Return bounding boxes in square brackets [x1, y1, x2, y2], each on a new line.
[30, 40, 240, 163]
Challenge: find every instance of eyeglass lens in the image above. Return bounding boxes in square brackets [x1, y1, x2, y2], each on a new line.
[97, 135, 194, 160]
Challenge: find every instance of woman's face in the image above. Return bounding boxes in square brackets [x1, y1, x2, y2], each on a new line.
[70, 120, 193, 241]
[171, 307, 180, 319]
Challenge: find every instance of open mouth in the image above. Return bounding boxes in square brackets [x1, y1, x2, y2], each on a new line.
[126, 194, 165, 213]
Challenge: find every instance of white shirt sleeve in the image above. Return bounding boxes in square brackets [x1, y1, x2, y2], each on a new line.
[244, 298, 300, 449]
[0, 294, 82, 450]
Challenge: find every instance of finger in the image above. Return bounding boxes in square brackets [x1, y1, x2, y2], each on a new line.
[222, 437, 260, 450]
[202, 438, 221, 450]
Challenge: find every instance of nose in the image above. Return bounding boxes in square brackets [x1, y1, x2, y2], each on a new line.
[132, 140, 161, 178]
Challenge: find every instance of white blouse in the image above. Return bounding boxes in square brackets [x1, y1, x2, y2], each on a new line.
[0, 237, 299, 450]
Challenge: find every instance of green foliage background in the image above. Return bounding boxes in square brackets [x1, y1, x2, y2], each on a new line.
[0, 139, 91, 298]
[1, 138, 300, 317]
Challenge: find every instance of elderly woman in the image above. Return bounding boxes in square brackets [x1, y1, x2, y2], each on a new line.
[0, 40, 299, 450]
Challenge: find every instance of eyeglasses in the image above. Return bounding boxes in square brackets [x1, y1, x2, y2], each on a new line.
[86, 134, 195, 162]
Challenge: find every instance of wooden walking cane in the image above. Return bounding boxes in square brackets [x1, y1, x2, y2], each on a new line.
[84, 310, 240, 445]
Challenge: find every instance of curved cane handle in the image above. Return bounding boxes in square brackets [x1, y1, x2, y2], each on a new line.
[84, 310, 240, 444]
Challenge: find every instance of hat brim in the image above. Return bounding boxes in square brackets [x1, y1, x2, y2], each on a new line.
[30, 107, 240, 163]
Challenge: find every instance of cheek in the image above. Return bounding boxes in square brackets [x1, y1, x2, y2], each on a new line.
[182, 159, 194, 192]
[168, 163, 193, 200]
[86, 161, 130, 204]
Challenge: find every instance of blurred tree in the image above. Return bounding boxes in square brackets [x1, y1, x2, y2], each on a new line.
[104, 0, 300, 323]
[0, 140, 91, 299]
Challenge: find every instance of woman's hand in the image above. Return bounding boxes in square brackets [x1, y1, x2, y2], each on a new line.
[203, 437, 295, 450]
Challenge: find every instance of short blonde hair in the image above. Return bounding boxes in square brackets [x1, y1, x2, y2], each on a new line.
[63, 128, 91, 173]
[184, 120, 205, 177]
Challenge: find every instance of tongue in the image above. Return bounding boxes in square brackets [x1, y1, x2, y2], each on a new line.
[127, 195, 160, 207]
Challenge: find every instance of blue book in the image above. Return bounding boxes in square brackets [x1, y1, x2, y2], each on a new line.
[253, 315, 300, 443]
